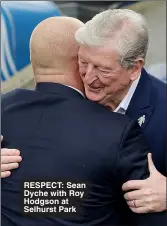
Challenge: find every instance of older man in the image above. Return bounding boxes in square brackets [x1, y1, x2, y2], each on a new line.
[74, 9, 166, 213]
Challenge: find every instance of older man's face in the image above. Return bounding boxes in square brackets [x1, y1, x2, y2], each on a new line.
[78, 44, 138, 107]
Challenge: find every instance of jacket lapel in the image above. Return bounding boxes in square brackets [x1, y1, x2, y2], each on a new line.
[126, 68, 155, 129]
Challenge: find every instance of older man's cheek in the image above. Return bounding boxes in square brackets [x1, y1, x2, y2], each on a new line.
[79, 69, 86, 80]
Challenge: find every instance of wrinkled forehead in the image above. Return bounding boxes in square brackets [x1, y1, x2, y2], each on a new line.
[78, 44, 120, 67]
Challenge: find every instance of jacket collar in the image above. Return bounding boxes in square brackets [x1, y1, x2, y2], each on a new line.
[127, 68, 152, 112]
[35, 82, 84, 99]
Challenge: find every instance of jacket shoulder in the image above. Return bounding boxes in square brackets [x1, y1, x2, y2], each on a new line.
[149, 74, 166, 100]
[1, 88, 37, 109]
[149, 75, 166, 118]
[2, 88, 30, 100]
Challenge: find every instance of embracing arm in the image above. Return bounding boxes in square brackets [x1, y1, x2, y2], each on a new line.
[117, 120, 166, 226]
[122, 153, 166, 213]
[1, 135, 22, 178]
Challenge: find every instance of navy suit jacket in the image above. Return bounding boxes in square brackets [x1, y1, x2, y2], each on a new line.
[126, 68, 166, 176]
[1, 83, 166, 226]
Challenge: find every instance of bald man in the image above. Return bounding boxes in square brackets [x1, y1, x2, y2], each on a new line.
[1, 17, 166, 226]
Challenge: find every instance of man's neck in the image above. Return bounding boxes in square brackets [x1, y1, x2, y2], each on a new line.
[100, 84, 132, 111]
[35, 72, 85, 95]
[105, 75, 141, 112]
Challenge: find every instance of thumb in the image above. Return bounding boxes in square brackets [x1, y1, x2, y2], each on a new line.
[1, 135, 3, 142]
[148, 153, 157, 174]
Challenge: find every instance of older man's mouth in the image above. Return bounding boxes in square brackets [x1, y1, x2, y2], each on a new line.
[87, 85, 104, 92]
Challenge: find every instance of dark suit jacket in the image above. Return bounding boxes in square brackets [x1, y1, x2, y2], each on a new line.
[1, 83, 166, 226]
[126, 68, 166, 176]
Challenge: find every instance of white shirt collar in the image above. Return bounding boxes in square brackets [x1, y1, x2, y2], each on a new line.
[114, 74, 141, 114]
[66, 85, 85, 98]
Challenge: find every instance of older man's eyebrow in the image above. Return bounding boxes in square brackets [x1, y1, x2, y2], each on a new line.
[98, 66, 113, 70]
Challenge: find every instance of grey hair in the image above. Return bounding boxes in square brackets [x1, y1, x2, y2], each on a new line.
[75, 9, 149, 69]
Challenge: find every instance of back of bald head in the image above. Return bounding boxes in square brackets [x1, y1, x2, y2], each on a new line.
[30, 17, 84, 73]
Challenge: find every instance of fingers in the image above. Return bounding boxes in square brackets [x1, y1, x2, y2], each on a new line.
[1, 148, 22, 165]
[1, 147, 22, 178]
[1, 135, 3, 142]
[124, 189, 144, 201]
[122, 180, 145, 191]
[129, 206, 150, 214]
[1, 162, 19, 172]
[127, 199, 144, 208]
[1, 155, 22, 164]
[1, 171, 11, 178]
[1, 148, 21, 156]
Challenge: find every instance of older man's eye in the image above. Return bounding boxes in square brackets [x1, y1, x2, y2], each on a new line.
[99, 69, 110, 73]
[79, 60, 87, 65]
[101, 70, 108, 73]
[82, 61, 88, 65]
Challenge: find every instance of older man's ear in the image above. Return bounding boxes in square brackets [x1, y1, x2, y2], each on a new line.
[1, 135, 22, 178]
